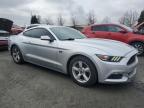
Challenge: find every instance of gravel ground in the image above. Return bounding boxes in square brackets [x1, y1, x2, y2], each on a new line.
[0, 50, 144, 108]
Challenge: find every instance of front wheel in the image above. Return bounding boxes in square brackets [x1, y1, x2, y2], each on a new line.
[131, 42, 144, 56]
[11, 46, 24, 64]
[69, 56, 98, 87]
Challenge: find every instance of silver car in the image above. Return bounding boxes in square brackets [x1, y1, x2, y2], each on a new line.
[9, 25, 138, 87]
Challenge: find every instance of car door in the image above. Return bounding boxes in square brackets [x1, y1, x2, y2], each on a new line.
[22, 28, 60, 70]
[90, 25, 109, 39]
[106, 25, 128, 43]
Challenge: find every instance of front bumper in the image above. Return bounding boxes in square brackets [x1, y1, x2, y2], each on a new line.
[92, 50, 138, 84]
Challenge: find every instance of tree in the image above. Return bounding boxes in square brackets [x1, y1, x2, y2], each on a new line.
[138, 10, 144, 24]
[37, 15, 41, 24]
[45, 17, 54, 25]
[57, 14, 65, 26]
[101, 17, 111, 23]
[137, 10, 144, 30]
[71, 14, 77, 28]
[119, 17, 126, 25]
[87, 10, 97, 25]
[30, 15, 40, 24]
[119, 10, 139, 27]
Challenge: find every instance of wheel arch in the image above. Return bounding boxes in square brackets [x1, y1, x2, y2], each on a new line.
[10, 44, 18, 55]
[66, 54, 98, 75]
[10, 44, 22, 55]
[128, 40, 144, 45]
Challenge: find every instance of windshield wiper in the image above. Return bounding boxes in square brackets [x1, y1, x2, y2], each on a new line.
[63, 38, 75, 40]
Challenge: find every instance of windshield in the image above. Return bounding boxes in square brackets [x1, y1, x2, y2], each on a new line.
[119, 24, 133, 32]
[50, 27, 86, 40]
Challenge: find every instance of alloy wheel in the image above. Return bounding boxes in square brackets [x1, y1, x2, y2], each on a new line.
[12, 47, 20, 63]
[72, 61, 91, 83]
[133, 43, 144, 55]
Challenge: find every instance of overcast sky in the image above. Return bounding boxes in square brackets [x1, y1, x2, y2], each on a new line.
[0, 0, 143, 26]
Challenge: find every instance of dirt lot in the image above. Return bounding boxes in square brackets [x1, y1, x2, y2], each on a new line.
[0, 50, 144, 108]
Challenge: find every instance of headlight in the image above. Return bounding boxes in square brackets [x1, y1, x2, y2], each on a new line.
[96, 54, 123, 62]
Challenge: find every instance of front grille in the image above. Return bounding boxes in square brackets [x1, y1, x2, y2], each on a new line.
[127, 55, 136, 65]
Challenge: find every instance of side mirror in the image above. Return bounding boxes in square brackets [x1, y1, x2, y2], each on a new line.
[119, 30, 127, 34]
[40, 36, 54, 42]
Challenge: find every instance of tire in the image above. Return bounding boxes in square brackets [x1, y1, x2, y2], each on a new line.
[11, 45, 24, 64]
[131, 42, 144, 56]
[69, 56, 98, 87]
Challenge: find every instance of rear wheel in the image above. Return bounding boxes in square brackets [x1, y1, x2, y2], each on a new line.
[69, 56, 98, 87]
[131, 42, 144, 56]
[11, 46, 24, 64]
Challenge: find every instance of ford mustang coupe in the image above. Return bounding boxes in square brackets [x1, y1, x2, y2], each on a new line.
[9, 25, 138, 87]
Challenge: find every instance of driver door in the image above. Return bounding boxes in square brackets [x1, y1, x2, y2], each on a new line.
[22, 28, 60, 70]
[106, 25, 128, 43]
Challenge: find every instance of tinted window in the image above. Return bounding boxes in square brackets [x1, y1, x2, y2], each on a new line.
[23, 28, 54, 39]
[108, 25, 123, 32]
[91, 25, 108, 31]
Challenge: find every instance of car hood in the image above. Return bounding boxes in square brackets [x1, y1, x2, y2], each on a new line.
[0, 18, 13, 32]
[62, 38, 136, 56]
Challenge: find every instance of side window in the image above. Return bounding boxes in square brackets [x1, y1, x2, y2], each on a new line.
[91, 25, 108, 32]
[23, 28, 42, 38]
[23, 28, 54, 39]
[108, 26, 123, 32]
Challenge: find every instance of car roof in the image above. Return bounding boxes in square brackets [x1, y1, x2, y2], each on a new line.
[30, 25, 67, 29]
[23, 25, 68, 32]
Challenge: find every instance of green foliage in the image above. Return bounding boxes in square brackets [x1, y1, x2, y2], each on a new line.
[138, 10, 144, 30]
[138, 10, 144, 24]
[30, 15, 40, 24]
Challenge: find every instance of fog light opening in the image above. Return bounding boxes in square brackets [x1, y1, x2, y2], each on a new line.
[108, 73, 123, 79]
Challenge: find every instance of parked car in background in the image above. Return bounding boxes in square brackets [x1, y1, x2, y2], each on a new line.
[0, 18, 13, 49]
[0, 30, 10, 49]
[9, 25, 138, 87]
[82, 24, 144, 56]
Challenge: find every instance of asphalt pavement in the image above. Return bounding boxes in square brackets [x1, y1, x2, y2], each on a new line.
[0, 50, 144, 108]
